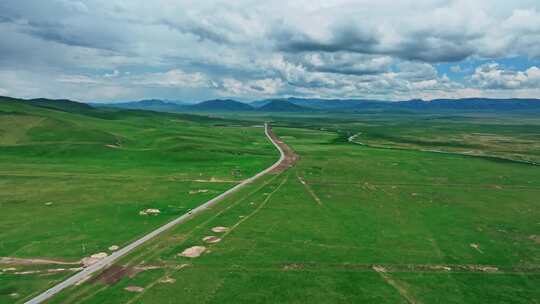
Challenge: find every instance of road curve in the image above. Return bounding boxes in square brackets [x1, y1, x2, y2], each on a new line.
[25, 123, 286, 304]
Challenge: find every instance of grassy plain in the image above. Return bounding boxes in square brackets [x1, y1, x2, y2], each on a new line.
[270, 111, 540, 164]
[0, 99, 276, 302]
[50, 112, 540, 303]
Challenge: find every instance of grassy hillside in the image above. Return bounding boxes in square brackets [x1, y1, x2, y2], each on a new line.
[3, 102, 539, 303]
[50, 118, 540, 303]
[0, 98, 276, 303]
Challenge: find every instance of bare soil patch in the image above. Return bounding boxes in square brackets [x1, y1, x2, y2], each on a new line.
[0, 257, 79, 266]
[467, 265, 498, 272]
[159, 276, 176, 284]
[124, 286, 144, 293]
[178, 246, 206, 258]
[175, 263, 190, 270]
[81, 252, 108, 267]
[89, 264, 163, 285]
[189, 189, 209, 194]
[203, 236, 222, 243]
[91, 265, 136, 285]
[211, 226, 229, 233]
[372, 265, 387, 273]
[428, 265, 452, 271]
[139, 208, 160, 216]
[470, 243, 484, 254]
[134, 265, 163, 271]
[529, 235, 540, 244]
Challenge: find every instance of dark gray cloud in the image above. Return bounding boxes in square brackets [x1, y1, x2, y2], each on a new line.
[290, 53, 393, 76]
[274, 23, 478, 63]
[22, 21, 119, 51]
[396, 35, 475, 63]
[275, 26, 379, 54]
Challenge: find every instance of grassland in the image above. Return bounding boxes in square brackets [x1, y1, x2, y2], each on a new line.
[0, 99, 276, 302]
[284, 112, 540, 164]
[47, 113, 540, 303]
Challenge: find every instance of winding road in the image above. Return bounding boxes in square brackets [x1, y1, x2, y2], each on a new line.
[25, 123, 288, 304]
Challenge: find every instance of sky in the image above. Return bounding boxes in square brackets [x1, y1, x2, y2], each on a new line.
[1, 0, 540, 103]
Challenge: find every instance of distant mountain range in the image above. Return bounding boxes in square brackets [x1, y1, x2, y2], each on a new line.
[256, 99, 309, 112]
[91, 98, 313, 112]
[91, 97, 540, 113]
[5, 95, 540, 113]
[188, 99, 254, 111]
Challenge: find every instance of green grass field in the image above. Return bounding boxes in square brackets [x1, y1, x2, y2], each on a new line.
[2, 100, 539, 303]
[276, 112, 540, 164]
[45, 114, 540, 304]
[0, 99, 276, 302]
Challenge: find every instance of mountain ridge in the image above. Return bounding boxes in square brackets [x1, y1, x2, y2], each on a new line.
[256, 99, 313, 112]
[5, 96, 540, 113]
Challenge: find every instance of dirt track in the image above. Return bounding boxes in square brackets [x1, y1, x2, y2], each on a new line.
[266, 125, 298, 173]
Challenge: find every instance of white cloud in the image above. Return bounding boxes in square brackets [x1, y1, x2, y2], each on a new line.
[1, 0, 540, 100]
[57, 74, 100, 84]
[220, 78, 284, 97]
[470, 63, 540, 89]
[131, 69, 213, 88]
[103, 69, 120, 78]
[0, 69, 133, 101]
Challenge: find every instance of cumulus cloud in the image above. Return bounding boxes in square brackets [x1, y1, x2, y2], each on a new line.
[219, 78, 284, 97]
[299, 53, 394, 76]
[0, 0, 540, 101]
[267, 0, 526, 63]
[470, 63, 540, 89]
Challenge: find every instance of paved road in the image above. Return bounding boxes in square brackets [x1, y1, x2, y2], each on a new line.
[25, 123, 285, 304]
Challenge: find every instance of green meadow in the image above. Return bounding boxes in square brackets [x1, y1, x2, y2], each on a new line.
[0, 99, 275, 302]
[48, 112, 540, 304]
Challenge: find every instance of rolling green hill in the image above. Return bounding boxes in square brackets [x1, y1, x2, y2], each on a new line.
[2, 96, 540, 303]
[0, 97, 277, 303]
[52, 119, 540, 304]
[187, 99, 254, 112]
